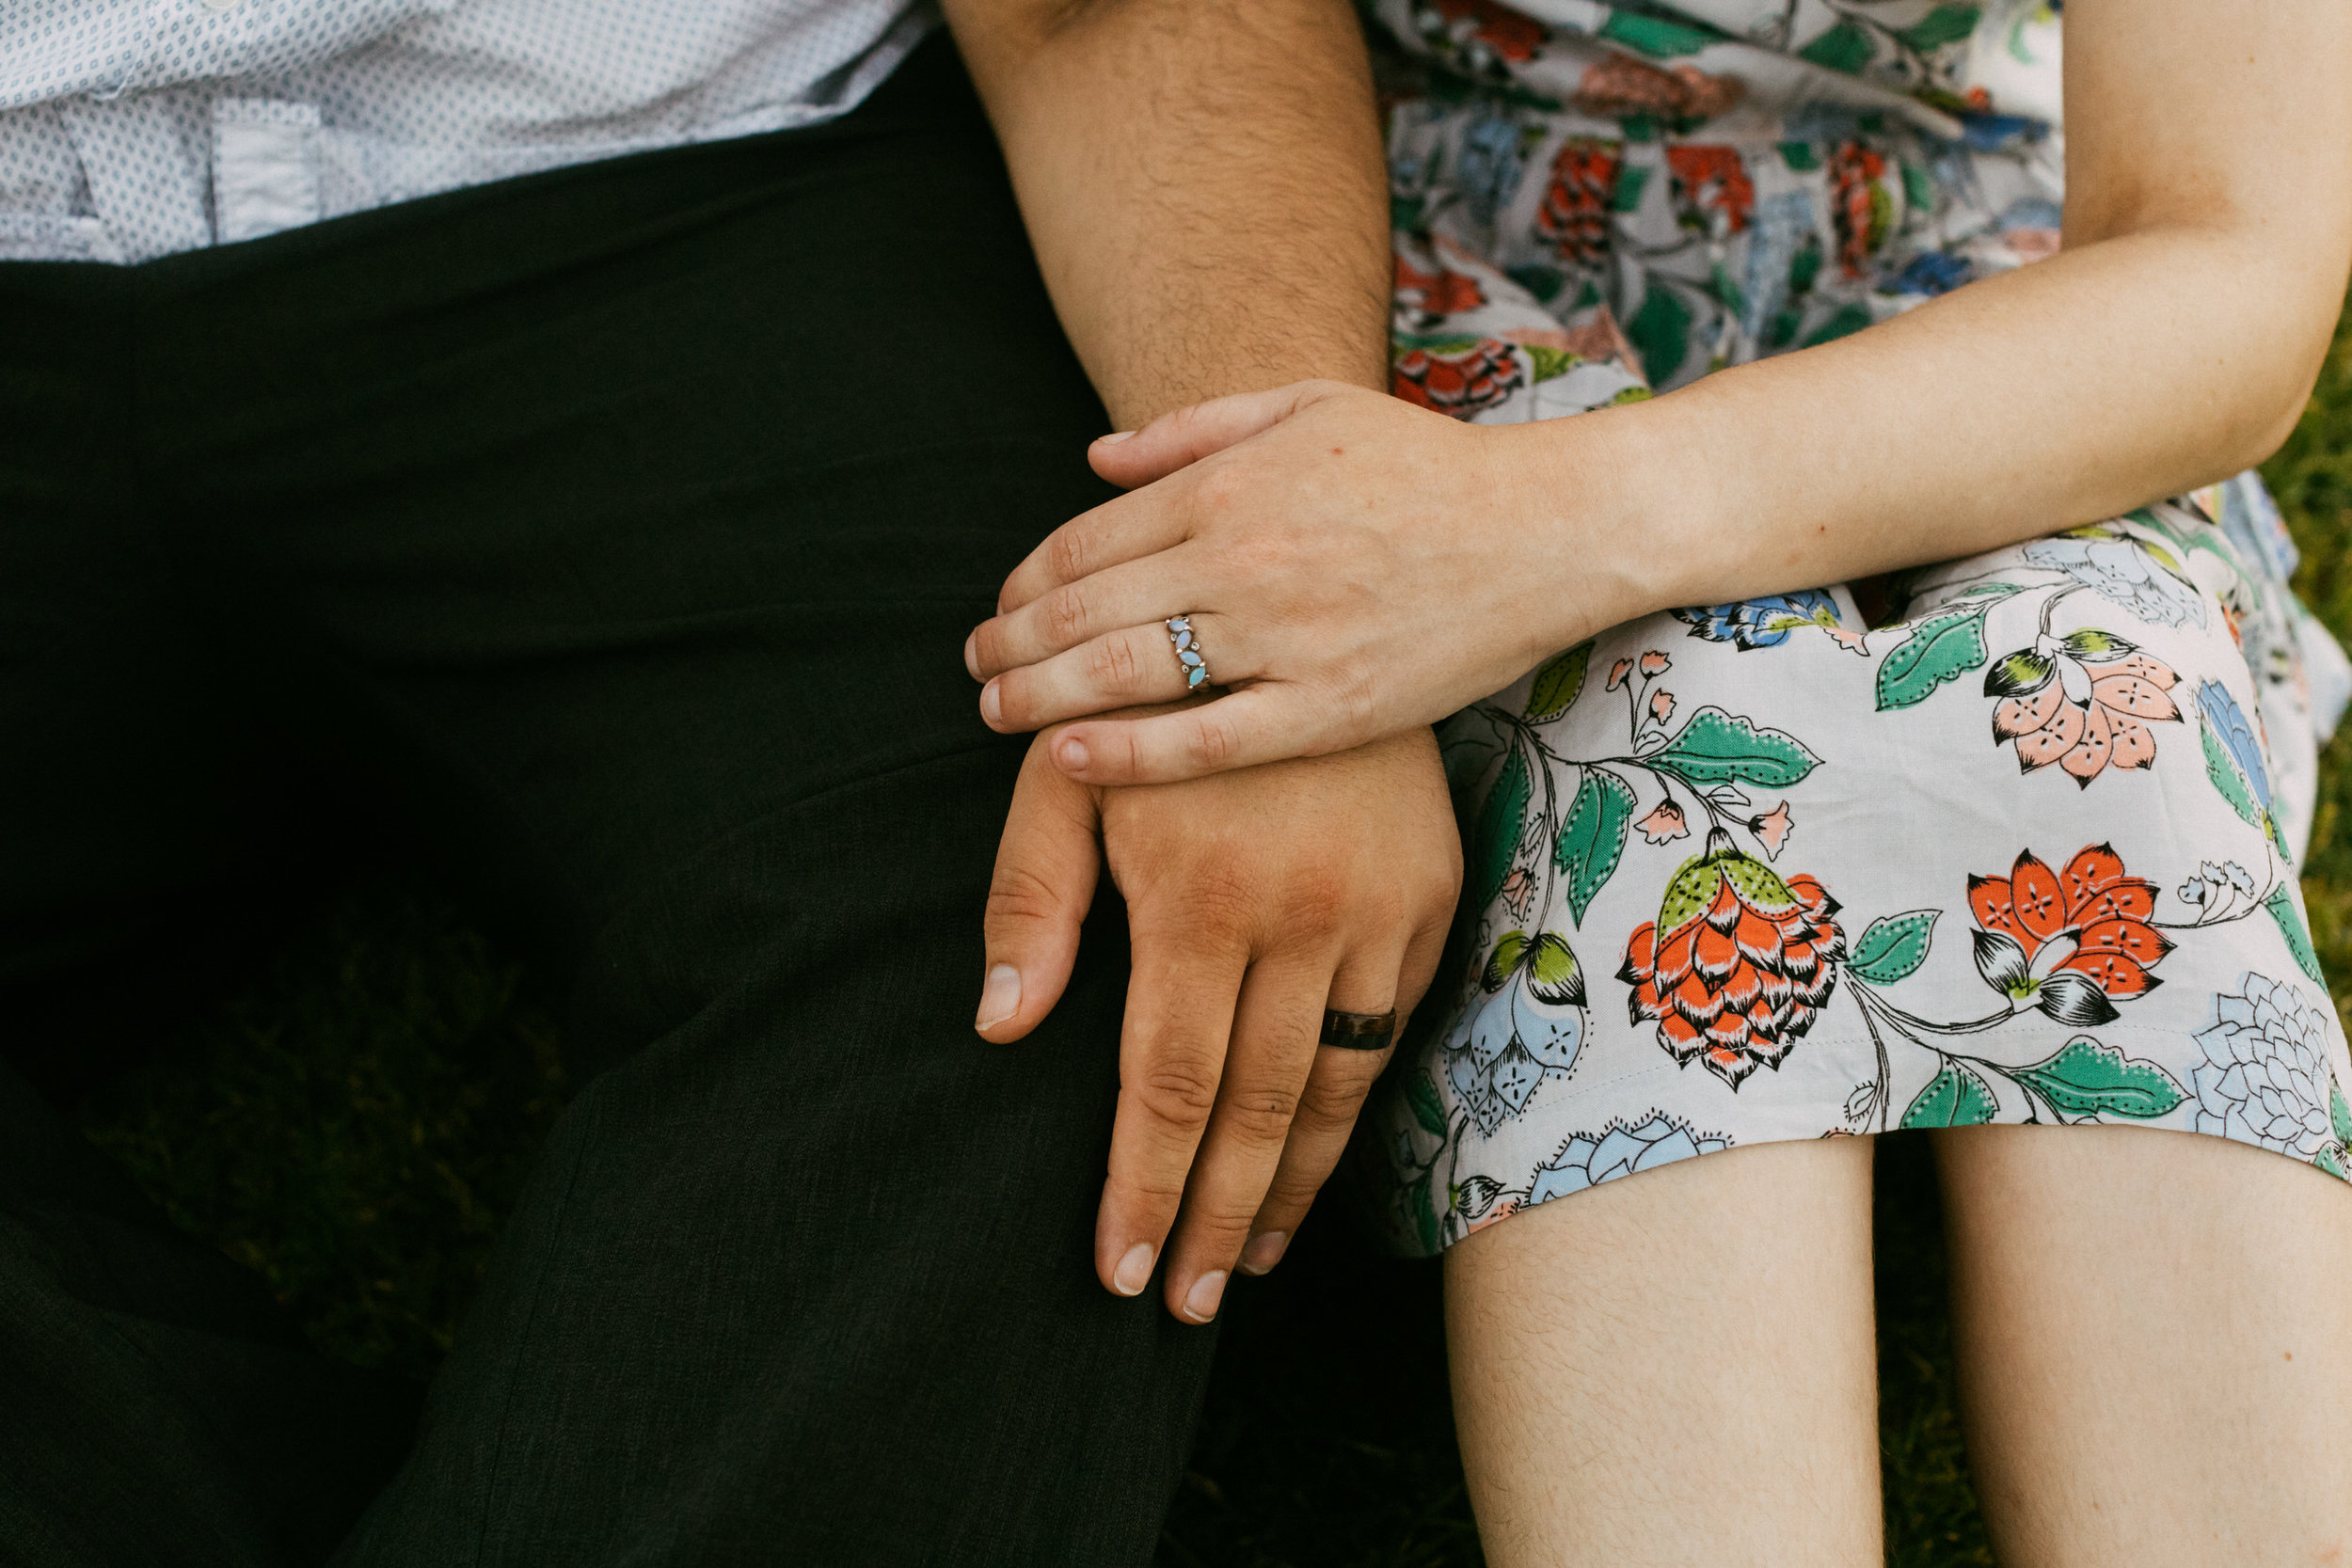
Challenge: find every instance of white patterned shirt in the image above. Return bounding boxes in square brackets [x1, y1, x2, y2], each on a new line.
[0, 0, 935, 263]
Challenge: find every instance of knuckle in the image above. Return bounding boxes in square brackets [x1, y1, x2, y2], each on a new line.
[984, 862, 1065, 928]
[1043, 582, 1090, 644]
[1296, 1063, 1378, 1131]
[1189, 463, 1247, 518]
[1219, 1084, 1302, 1141]
[1089, 633, 1143, 693]
[1223, 530, 1287, 578]
[1172, 866, 1259, 941]
[1134, 1063, 1221, 1128]
[1045, 527, 1088, 584]
[1185, 712, 1241, 771]
[1277, 867, 1350, 942]
[1116, 1167, 1191, 1209]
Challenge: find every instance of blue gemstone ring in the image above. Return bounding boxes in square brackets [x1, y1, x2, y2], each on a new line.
[1166, 615, 1211, 691]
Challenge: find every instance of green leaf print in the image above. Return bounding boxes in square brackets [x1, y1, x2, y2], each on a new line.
[1778, 141, 1820, 174]
[1900, 1060, 1999, 1129]
[1875, 603, 1991, 710]
[1982, 648, 2055, 698]
[1525, 640, 1593, 721]
[1405, 1172, 1441, 1254]
[2265, 887, 2326, 984]
[1483, 929, 1531, 992]
[1650, 707, 1823, 789]
[1789, 238, 1822, 296]
[2201, 715, 2265, 831]
[1613, 163, 1653, 214]
[2332, 1080, 2352, 1148]
[1899, 4, 1981, 52]
[2058, 627, 2138, 658]
[1849, 910, 1938, 986]
[1392, 332, 1488, 356]
[2319, 1147, 2347, 1181]
[1627, 283, 1691, 389]
[1525, 344, 1581, 384]
[1554, 768, 1638, 926]
[1803, 302, 1873, 348]
[1527, 932, 1585, 1006]
[2011, 1037, 2188, 1119]
[1899, 161, 1934, 218]
[1708, 261, 1746, 317]
[1471, 750, 1533, 913]
[1597, 10, 1721, 57]
[1406, 1071, 1449, 1138]
[1796, 20, 1874, 75]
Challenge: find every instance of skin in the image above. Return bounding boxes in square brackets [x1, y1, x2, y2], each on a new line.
[981, 718, 1455, 1317]
[946, 0, 1460, 1321]
[1449, 1127, 2352, 1564]
[962, 0, 2352, 786]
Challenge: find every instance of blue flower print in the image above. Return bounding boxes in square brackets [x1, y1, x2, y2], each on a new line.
[1526, 1112, 1730, 1203]
[1444, 956, 1585, 1134]
[1674, 589, 1843, 650]
[2197, 678, 2274, 816]
[2023, 531, 2206, 628]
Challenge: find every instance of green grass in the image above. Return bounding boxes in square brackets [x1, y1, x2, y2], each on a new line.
[49, 306, 2352, 1564]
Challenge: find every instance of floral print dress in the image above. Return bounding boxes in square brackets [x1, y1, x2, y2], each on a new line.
[1366, 0, 2352, 1254]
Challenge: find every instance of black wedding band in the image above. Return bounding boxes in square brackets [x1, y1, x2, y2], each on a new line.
[1320, 1007, 1398, 1051]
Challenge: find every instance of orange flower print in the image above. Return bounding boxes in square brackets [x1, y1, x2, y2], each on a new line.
[1635, 800, 1690, 845]
[1828, 141, 1889, 279]
[1985, 630, 2181, 786]
[1534, 139, 1619, 265]
[1394, 252, 1487, 324]
[1394, 338, 1524, 419]
[1571, 54, 1742, 120]
[1665, 145, 1755, 235]
[1424, 0, 1547, 65]
[1968, 845, 2172, 1027]
[1620, 832, 1845, 1088]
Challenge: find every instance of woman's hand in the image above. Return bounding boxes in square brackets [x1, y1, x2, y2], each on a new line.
[962, 380, 1662, 785]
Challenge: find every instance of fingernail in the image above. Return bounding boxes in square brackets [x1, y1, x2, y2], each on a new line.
[1056, 735, 1089, 773]
[1096, 429, 1136, 445]
[979, 678, 1001, 726]
[1237, 1231, 1289, 1275]
[1112, 1243, 1155, 1296]
[963, 632, 980, 681]
[1182, 1270, 1229, 1323]
[975, 964, 1021, 1031]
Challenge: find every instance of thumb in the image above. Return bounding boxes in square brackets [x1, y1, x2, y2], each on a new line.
[1088, 378, 1355, 489]
[977, 735, 1104, 1043]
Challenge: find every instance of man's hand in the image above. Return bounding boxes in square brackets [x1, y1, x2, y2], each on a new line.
[977, 721, 1459, 1323]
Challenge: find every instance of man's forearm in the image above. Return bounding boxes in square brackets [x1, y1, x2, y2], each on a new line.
[945, 0, 1390, 427]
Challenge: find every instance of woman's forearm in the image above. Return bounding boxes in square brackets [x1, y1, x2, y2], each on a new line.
[1511, 223, 2349, 653]
[1508, 0, 2352, 653]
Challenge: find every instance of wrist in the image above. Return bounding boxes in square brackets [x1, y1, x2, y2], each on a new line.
[1486, 391, 1724, 660]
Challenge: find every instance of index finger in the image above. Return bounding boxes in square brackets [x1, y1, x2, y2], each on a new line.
[993, 483, 1189, 621]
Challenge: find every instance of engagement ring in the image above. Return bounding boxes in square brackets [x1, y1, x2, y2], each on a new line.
[1166, 615, 1210, 690]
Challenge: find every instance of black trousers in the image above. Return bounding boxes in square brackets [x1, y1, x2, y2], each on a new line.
[0, 38, 1214, 1567]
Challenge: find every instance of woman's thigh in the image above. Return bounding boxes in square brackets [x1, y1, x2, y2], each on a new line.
[1936, 1123, 2352, 1566]
[1445, 1133, 1883, 1567]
